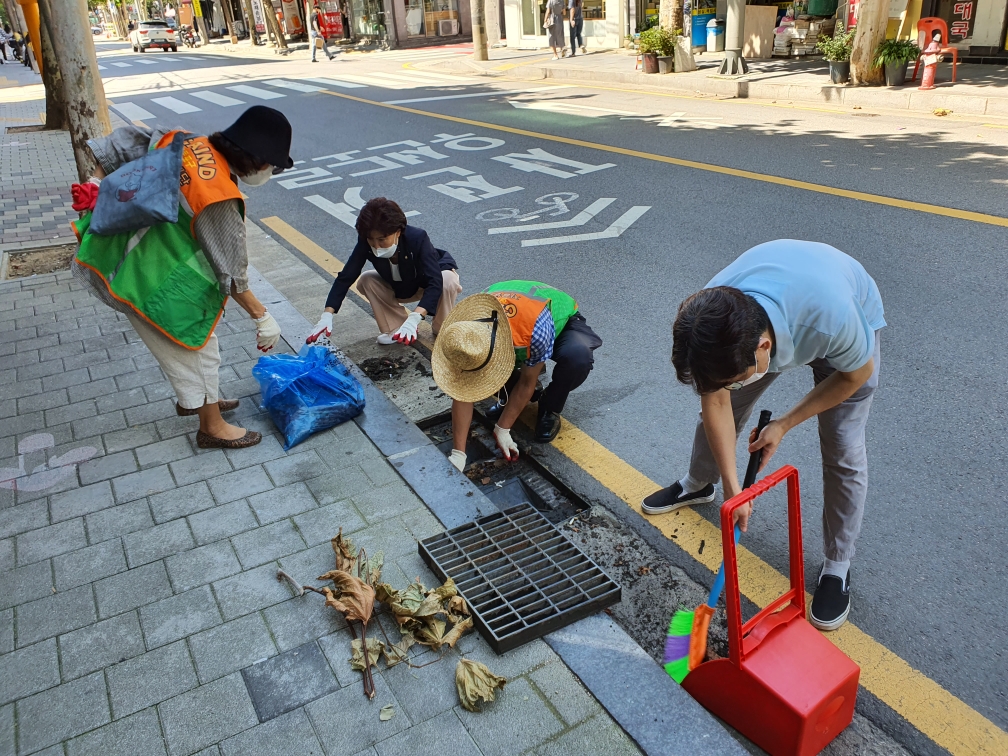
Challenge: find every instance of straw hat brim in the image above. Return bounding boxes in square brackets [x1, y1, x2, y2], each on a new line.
[432, 293, 515, 403]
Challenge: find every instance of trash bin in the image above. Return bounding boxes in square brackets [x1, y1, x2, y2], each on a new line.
[707, 19, 725, 53]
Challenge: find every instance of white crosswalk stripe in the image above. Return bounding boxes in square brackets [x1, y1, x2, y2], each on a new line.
[151, 96, 202, 114]
[133, 58, 159, 65]
[190, 91, 245, 107]
[97, 65, 107, 70]
[110, 102, 155, 121]
[178, 56, 202, 61]
[226, 84, 285, 100]
[304, 77, 368, 89]
[393, 70, 477, 83]
[109, 62, 131, 68]
[319, 72, 411, 89]
[264, 79, 324, 93]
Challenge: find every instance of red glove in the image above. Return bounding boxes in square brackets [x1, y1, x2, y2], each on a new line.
[71, 182, 99, 212]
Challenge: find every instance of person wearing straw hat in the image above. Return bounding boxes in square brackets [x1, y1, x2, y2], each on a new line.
[433, 281, 602, 471]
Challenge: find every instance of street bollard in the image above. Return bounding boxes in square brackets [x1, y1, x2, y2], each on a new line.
[918, 34, 942, 91]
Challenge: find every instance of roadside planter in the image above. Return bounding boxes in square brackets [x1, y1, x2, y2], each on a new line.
[816, 28, 855, 84]
[638, 26, 677, 74]
[873, 39, 921, 86]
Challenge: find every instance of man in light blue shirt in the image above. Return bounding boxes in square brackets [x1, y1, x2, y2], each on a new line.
[643, 240, 885, 632]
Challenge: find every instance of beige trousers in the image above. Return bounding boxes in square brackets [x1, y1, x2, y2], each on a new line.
[126, 313, 221, 410]
[357, 269, 462, 336]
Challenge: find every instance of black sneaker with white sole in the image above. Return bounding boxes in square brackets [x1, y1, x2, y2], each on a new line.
[641, 481, 716, 515]
[809, 569, 851, 631]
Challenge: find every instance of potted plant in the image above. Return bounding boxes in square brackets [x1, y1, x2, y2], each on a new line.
[638, 26, 664, 74]
[817, 27, 855, 84]
[873, 38, 921, 86]
[639, 26, 678, 73]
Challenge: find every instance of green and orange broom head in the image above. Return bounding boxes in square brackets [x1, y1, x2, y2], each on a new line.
[662, 526, 738, 683]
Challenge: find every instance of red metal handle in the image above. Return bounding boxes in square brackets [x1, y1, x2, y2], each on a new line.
[719, 465, 806, 666]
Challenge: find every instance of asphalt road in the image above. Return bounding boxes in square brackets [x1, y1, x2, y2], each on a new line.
[95, 40, 1008, 747]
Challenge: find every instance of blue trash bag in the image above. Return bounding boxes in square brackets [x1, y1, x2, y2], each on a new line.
[252, 345, 366, 450]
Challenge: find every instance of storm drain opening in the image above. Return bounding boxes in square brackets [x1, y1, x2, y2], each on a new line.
[419, 503, 622, 654]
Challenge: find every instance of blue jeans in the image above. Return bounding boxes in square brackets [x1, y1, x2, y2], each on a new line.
[569, 18, 583, 52]
[310, 30, 331, 60]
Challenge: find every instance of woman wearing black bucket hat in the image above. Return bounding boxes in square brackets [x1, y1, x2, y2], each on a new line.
[72, 106, 294, 449]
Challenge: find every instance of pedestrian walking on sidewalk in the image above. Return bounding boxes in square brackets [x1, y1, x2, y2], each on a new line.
[9, 29, 22, 61]
[643, 240, 885, 633]
[543, 0, 566, 59]
[310, 1, 335, 61]
[568, 0, 585, 56]
[0, 26, 10, 63]
[307, 197, 461, 348]
[433, 282, 602, 471]
[72, 106, 294, 449]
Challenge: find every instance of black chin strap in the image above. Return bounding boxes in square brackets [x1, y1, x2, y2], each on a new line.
[463, 311, 498, 372]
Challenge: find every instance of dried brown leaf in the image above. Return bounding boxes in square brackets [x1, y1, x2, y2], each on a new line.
[448, 596, 468, 616]
[321, 572, 375, 624]
[379, 704, 395, 721]
[440, 615, 473, 650]
[456, 658, 507, 712]
[382, 630, 416, 668]
[415, 617, 447, 647]
[331, 528, 357, 572]
[349, 637, 384, 671]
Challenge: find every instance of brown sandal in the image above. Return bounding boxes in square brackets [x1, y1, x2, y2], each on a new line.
[176, 399, 240, 417]
[196, 429, 262, 449]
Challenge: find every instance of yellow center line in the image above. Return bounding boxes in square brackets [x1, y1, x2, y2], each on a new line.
[535, 411, 1008, 756]
[258, 214, 1008, 755]
[318, 89, 1008, 228]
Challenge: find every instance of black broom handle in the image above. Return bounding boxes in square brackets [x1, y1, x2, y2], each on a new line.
[742, 410, 773, 490]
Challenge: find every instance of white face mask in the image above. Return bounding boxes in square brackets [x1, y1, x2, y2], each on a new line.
[370, 235, 399, 259]
[728, 348, 769, 391]
[240, 166, 272, 187]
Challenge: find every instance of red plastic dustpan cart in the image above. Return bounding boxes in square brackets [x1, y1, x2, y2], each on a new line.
[681, 466, 860, 756]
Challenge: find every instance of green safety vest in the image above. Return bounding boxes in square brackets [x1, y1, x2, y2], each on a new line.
[486, 280, 578, 365]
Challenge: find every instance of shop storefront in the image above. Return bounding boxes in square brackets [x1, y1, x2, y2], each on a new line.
[503, 0, 623, 48]
[851, 0, 1007, 54]
[383, 0, 472, 44]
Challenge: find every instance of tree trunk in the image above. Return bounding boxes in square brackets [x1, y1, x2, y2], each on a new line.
[469, 0, 487, 60]
[850, 0, 888, 85]
[263, 0, 287, 48]
[45, 0, 112, 181]
[242, 0, 260, 43]
[221, 0, 238, 41]
[659, 0, 682, 34]
[36, 0, 67, 130]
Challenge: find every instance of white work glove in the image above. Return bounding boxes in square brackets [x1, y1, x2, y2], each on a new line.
[254, 310, 281, 353]
[306, 311, 333, 344]
[494, 424, 519, 462]
[392, 311, 423, 345]
[449, 449, 467, 472]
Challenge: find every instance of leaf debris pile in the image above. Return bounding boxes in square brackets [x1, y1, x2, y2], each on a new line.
[280, 528, 506, 710]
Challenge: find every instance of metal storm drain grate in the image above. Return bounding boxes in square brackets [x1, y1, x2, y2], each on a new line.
[419, 503, 621, 654]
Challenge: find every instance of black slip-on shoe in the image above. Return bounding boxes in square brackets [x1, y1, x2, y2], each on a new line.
[809, 569, 851, 632]
[534, 411, 561, 442]
[641, 481, 715, 515]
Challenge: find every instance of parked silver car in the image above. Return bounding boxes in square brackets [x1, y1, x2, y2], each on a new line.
[130, 20, 177, 52]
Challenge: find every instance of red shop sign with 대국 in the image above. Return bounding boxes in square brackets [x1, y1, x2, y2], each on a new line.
[949, 1, 976, 41]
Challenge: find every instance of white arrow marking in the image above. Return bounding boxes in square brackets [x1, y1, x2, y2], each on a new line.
[342, 187, 420, 218]
[509, 100, 636, 117]
[488, 198, 615, 234]
[305, 195, 357, 228]
[520, 206, 650, 247]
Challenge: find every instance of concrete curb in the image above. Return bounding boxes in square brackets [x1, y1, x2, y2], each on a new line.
[423, 55, 1008, 116]
[245, 262, 746, 755]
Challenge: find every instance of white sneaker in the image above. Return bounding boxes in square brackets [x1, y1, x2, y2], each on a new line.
[376, 333, 395, 345]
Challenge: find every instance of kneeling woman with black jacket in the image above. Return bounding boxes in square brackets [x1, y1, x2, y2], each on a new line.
[307, 197, 461, 346]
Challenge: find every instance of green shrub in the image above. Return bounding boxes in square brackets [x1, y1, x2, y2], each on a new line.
[817, 27, 856, 62]
[872, 38, 921, 67]
[638, 26, 677, 56]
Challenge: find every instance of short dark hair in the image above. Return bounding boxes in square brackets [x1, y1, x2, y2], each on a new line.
[207, 132, 264, 178]
[356, 198, 407, 239]
[671, 287, 770, 395]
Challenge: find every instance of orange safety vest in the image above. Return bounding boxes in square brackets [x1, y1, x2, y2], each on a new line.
[156, 130, 244, 232]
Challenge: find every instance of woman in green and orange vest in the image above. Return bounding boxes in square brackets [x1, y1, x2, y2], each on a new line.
[431, 281, 602, 471]
[72, 106, 293, 449]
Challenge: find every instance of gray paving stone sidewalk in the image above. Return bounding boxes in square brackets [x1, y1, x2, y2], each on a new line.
[0, 270, 642, 756]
